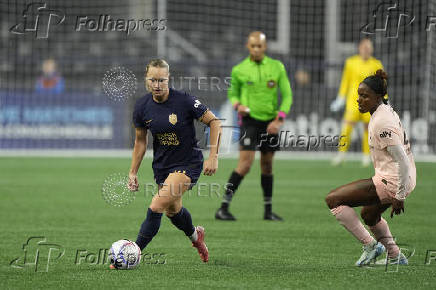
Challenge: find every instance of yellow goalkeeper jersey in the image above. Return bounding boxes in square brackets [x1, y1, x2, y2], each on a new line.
[338, 55, 385, 112]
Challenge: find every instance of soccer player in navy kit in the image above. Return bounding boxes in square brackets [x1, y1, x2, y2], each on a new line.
[126, 59, 221, 264]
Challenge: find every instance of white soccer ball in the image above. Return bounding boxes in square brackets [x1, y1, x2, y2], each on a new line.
[110, 240, 141, 270]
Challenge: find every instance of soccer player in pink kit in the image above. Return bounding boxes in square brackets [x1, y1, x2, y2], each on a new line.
[325, 70, 416, 266]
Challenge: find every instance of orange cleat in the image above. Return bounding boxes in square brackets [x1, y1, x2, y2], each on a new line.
[192, 226, 209, 263]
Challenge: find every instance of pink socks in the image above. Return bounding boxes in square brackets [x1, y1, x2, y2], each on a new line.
[369, 218, 400, 258]
[331, 205, 374, 245]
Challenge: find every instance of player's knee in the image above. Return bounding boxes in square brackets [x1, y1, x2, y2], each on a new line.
[165, 202, 182, 217]
[325, 191, 341, 209]
[360, 208, 379, 226]
[165, 210, 175, 217]
[150, 196, 172, 212]
[237, 162, 252, 176]
[149, 203, 166, 213]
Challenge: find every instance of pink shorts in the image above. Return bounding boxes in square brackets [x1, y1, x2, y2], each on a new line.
[372, 165, 416, 204]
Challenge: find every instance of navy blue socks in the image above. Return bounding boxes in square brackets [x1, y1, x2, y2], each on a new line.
[168, 207, 195, 237]
[135, 208, 163, 250]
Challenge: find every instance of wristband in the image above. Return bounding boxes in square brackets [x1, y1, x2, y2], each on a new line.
[277, 111, 286, 121]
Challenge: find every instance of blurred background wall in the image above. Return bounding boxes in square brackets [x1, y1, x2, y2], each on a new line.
[1, 0, 434, 153]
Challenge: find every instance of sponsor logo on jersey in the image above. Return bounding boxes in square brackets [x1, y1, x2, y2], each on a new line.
[169, 113, 177, 125]
[156, 132, 180, 146]
[267, 80, 276, 88]
[380, 131, 392, 138]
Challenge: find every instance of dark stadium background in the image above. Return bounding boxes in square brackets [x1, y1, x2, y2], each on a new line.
[1, 0, 434, 153]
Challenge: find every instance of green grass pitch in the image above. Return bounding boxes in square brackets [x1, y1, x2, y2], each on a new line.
[1, 157, 435, 289]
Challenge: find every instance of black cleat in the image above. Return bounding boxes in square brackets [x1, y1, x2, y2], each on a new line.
[215, 208, 236, 221]
[264, 212, 283, 221]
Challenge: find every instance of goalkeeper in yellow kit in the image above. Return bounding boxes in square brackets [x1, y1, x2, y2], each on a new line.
[330, 38, 385, 167]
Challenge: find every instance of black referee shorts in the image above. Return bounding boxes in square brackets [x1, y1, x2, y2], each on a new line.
[239, 116, 280, 152]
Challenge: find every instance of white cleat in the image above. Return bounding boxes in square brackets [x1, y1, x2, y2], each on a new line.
[361, 155, 371, 167]
[331, 152, 346, 166]
[375, 252, 408, 265]
[355, 242, 385, 266]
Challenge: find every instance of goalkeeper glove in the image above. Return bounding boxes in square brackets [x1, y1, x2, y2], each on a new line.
[330, 97, 345, 112]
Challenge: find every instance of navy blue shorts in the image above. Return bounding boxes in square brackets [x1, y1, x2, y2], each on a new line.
[154, 162, 203, 189]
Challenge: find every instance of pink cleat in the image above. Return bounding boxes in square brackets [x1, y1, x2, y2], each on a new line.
[192, 226, 209, 263]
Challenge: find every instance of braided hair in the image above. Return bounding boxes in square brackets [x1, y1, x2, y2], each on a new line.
[362, 69, 388, 104]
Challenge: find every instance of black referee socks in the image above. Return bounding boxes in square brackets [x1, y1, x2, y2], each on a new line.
[221, 171, 244, 210]
[135, 208, 163, 250]
[261, 174, 273, 214]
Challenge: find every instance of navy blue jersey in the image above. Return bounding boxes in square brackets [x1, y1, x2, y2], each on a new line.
[133, 89, 208, 174]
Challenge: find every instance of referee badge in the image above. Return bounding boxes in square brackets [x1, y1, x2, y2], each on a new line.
[267, 80, 276, 88]
[169, 113, 177, 125]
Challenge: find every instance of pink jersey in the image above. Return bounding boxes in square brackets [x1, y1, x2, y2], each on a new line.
[368, 104, 416, 190]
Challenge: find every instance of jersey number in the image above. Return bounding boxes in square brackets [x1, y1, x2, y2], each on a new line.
[194, 100, 201, 108]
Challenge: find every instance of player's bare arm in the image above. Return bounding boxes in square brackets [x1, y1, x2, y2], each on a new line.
[128, 127, 148, 191]
[386, 144, 410, 217]
[200, 110, 222, 176]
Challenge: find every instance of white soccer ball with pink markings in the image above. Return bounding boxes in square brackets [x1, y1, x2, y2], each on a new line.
[110, 239, 141, 270]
